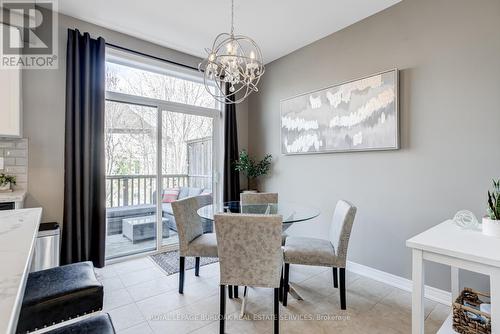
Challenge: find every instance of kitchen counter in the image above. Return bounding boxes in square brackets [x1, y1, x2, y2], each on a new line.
[0, 208, 42, 334]
[0, 189, 26, 203]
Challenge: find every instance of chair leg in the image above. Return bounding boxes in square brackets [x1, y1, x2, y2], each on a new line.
[195, 257, 200, 277]
[279, 267, 283, 302]
[228, 285, 233, 299]
[179, 256, 185, 294]
[333, 267, 338, 288]
[274, 288, 280, 334]
[339, 268, 346, 310]
[234, 285, 239, 298]
[220, 285, 226, 334]
[283, 263, 290, 306]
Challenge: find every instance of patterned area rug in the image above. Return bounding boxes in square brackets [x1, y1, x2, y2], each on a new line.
[150, 250, 218, 275]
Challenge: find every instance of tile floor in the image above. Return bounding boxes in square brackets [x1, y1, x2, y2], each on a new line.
[106, 233, 179, 260]
[96, 256, 449, 333]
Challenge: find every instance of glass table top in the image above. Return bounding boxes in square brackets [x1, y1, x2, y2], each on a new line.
[197, 201, 320, 224]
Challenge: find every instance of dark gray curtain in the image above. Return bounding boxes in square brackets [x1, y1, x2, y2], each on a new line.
[223, 85, 240, 202]
[61, 29, 106, 268]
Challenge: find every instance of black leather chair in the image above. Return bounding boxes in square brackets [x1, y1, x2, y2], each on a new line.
[16, 261, 103, 333]
[44, 313, 115, 334]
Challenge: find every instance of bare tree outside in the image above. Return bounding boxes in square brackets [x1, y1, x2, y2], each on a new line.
[105, 61, 214, 208]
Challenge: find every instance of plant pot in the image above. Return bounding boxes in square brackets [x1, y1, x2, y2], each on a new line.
[0, 182, 11, 192]
[482, 217, 500, 237]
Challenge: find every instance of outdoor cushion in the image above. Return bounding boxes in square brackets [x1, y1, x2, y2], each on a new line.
[187, 187, 204, 197]
[178, 187, 190, 199]
[44, 313, 116, 334]
[106, 204, 155, 218]
[284, 236, 337, 267]
[17, 262, 103, 333]
[162, 203, 174, 216]
[162, 188, 180, 203]
[178, 186, 204, 199]
[186, 232, 218, 257]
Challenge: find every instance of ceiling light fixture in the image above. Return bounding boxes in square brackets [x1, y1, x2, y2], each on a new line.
[199, 0, 264, 104]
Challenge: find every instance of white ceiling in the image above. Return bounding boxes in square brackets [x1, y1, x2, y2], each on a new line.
[55, 0, 401, 64]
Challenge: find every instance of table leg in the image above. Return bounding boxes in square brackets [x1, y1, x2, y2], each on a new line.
[451, 267, 459, 302]
[412, 249, 425, 334]
[490, 270, 500, 333]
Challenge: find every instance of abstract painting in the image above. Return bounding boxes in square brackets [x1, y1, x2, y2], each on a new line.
[280, 69, 399, 154]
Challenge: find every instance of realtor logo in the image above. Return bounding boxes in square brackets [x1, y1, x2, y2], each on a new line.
[1, 0, 58, 69]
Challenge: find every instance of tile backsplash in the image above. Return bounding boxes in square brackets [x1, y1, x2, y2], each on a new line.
[0, 138, 28, 191]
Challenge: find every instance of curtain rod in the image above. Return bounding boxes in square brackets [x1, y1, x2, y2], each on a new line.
[105, 42, 200, 72]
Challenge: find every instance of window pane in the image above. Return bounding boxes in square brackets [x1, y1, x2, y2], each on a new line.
[105, 101, 158, 259]
[161, 111, 213, 246]
[106, 61, 216, 109]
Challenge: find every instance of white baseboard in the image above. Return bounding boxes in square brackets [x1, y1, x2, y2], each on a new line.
[346, 261, 451, 306]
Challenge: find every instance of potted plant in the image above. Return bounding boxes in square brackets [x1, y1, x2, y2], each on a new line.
[483, 179, 500, 237]
[0, 173, 16, 192]
[234, 150, 272, 192]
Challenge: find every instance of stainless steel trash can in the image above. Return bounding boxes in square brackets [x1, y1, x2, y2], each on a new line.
[31, 222, 60, 272]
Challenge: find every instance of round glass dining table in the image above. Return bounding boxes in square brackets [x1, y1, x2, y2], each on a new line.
[197, 201, 320, 227]
[197, 200, 320, 302]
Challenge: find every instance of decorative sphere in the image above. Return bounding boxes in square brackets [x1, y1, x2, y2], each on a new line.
[199, 33, 265, 104]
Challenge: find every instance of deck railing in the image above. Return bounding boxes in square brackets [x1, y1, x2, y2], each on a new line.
[106, 174, 211, 208]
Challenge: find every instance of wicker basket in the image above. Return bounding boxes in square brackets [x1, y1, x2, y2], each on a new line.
[453, 288, 491, 334]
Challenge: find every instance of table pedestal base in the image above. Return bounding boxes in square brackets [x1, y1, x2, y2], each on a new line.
[289, 284, 304, 300]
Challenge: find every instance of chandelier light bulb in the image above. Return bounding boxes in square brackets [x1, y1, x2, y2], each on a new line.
[226, 42, 233, 54]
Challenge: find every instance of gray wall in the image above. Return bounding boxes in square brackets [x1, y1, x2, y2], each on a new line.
[22, 12, 248, 224]
[248, 0, 500, 291]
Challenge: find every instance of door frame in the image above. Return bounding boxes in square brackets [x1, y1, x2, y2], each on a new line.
[105, 91, 222, 260]
[155, 103, 222, 253]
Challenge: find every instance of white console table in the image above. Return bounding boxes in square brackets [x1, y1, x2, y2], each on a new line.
[407, 220, 500, 334]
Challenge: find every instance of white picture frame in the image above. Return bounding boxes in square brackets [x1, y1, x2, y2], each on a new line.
[280, 69, 399, 155]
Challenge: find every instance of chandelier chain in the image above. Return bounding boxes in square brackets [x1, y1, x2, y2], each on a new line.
[230, 0, 234, 35]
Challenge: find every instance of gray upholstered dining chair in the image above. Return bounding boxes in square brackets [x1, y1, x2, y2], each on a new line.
[282, 200, 357, 310]
[240, 192, 278, 205]
[214, 213, 283, 334]
[171, 194, 218, 294]
[239, 192, 287, 246]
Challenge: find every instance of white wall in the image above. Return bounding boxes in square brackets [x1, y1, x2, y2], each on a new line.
[248, 0, 500, 291]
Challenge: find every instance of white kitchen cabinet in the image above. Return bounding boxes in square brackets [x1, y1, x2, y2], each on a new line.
[0, 24, 22, 138]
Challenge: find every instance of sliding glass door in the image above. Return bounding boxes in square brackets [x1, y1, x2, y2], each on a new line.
[161, 111, 215, 247]
[104, 47, 221, 260]
[105, 101, 159, 259]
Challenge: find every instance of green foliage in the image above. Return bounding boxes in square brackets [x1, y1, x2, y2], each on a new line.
[234, 150, 272, 189]
[487, 179, 500, 220]
[0, 173, 16, 186]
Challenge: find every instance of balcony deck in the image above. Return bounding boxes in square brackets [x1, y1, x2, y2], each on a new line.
[106, 231, 179, 259]
[105, 173, 211, 259]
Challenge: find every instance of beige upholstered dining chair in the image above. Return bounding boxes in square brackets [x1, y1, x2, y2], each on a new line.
[214, 213, 283, 334]
[282, 200, 357, 310]
[240, 192, 278, 205]
[171, 195, 217, 294]
[240, 192, 287, 245]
